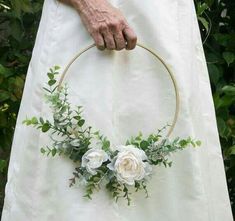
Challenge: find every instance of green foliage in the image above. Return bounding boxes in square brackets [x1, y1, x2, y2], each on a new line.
[22, 68, 199, 205]
[23, 66, 96, 163]
[0, 0, 43, 215]
[194, 0, 235, 214]
[126, 127, 201, 168]
[0, 0, 233, 214]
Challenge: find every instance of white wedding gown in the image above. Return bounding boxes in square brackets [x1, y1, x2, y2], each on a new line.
[1, 0, 233, 220]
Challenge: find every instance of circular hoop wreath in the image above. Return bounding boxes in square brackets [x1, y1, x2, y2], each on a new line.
[23, 43, 201, 205]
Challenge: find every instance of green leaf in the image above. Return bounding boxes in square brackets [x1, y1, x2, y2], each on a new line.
[198, 16, 209, 32]
[228, 146, 235, 155]
[12, 0, 33, 15]
[0, 64, 13, 77]
[103, 140, 110, 150]
[213, 34, 230, 47]
[39, 117, 44, 124]
[14, 76, 24, 88]
[207, 64, 221, 85]
[206, 53, 221, 63]
[222, 85, 235, 96]
[10, 20, 23, 42]
[43, 87, 51, 93]
[140, 140, 149, 150]
[205, 0, 214, 7]
[179, 139, 188, 147]
[48, 79, 56, 86]
[40, 147, 46, 154]
[222, 52, 235, 66]
[73, 116, 81, 121]
[216, 117, 229, 138]
[195, 140, 202, 146]
[31, 117, 38, 124]
[47, 73, 54, 79]
[0, 160, 7, 172]
[0, 91, 10, 102]
[22, 119, 31, 125]
[51, 148, 57, 157]
[78, 119, 85, 127]
[196, 2, 209, 16]
[42, 123, 50, 132]
[54, 66, 60, 70]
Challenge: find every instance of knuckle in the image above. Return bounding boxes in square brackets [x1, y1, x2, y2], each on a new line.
[108, 21, 119, 30]
[99, 24, 108, 33]
[119, 18, 126, 26]
[117, 16, 126, 24]
[90, 26, 99, 34]
[108, 19, 125, 32]
[109, 23, 121, 34]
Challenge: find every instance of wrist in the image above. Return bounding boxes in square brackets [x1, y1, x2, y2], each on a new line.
[70, 0, 110, 14]
[70, 0, 90, 13]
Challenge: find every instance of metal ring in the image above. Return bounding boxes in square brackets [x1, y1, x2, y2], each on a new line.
[58, 42, 180, 137]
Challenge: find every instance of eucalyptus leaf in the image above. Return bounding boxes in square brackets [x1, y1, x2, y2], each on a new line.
[42, 123, 50, 132]
[78, 119, 85, 127]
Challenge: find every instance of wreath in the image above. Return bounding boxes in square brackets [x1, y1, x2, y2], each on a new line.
[23, 44, 201, 205]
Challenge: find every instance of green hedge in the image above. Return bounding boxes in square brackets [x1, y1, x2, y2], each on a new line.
[194, 0, 235, 214]
[0, 0, 44, 214]
[0, 0, 234, 216]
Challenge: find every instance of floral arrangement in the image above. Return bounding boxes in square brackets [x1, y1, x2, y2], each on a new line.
[23, 66, 201, 205]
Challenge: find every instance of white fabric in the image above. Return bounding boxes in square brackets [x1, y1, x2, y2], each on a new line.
[1, 0, 233, 220]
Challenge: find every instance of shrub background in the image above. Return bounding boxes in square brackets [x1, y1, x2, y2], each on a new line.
[0, 0, 234, 217]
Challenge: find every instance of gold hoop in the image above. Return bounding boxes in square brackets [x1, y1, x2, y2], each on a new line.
[58, 42, 180, 137]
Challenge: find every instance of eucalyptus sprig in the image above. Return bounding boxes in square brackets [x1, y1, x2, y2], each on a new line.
[23, 66, 202, 205]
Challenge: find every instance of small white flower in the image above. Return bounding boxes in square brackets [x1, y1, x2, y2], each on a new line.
[107, 145, 152, 185]
[82, 149, 109, 175]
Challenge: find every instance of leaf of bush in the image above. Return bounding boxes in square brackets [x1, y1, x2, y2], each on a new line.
[222, 52, 235, 66]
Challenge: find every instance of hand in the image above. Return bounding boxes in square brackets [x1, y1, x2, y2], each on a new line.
[60, 0, 137, 51]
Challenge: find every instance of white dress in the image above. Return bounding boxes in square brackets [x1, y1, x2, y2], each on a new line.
[1, 0, 233, 220]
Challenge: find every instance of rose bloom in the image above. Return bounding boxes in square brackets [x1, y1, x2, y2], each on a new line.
[82, 148, 109, 175]
[108, 145, 152, 185]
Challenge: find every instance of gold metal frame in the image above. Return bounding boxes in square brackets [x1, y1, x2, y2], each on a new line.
[58, 42, 180, 137]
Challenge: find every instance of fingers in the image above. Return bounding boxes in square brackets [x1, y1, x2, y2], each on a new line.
[90, 22, 137, 51]
[99, 27, 136, 51]
[91, 32, 105, 50]
[103, 31, 116, 50]
[123, 26, 137, 50]
[93, 25, 116, 50]
[113, 32, 126, 50]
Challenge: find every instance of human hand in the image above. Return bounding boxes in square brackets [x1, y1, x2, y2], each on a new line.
[59, 0, 137, 50]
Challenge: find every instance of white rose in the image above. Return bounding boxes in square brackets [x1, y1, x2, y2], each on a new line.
[81, 149, 109, 175]
[107, 145, 152, 185]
